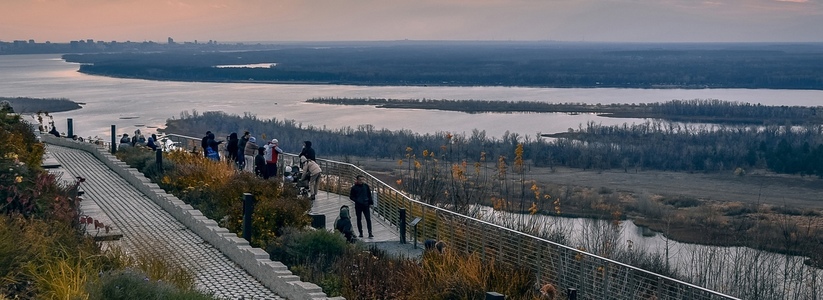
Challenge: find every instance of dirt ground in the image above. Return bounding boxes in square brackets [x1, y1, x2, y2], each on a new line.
[348, 156, 823, 210]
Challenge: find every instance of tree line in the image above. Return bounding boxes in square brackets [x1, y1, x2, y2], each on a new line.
[307, 97, 823, 125]
[163, 110, 823, 178]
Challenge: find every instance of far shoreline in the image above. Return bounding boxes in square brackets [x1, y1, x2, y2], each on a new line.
[1, 97, 83, 114]
[75, 69, 823, 91]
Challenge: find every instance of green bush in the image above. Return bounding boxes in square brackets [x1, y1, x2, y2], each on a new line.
[267, 227, 349, 268]
[88, 268, 213, 300]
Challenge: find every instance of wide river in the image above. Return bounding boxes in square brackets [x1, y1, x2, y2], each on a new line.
[3, 54, 823, 143]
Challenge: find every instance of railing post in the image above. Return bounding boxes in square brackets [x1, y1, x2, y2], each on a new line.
[155, 149, 163, 173]
[110, 125, 116, 154]
[567, 288, 577, 300]
[399, 207, 407, 244]
[242, 193, 255, 242]
[67, 118, 73, 138]
[485, 292, 505, 300]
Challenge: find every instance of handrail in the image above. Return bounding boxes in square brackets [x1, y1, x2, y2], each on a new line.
[149, 134, 740, 300]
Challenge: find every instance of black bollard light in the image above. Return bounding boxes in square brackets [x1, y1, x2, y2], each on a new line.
[155, 149, 163, 173]
[399, 208, 407, 244]
[110, 125, 116, 154]
[67, 118, 73, 138]
[242, 193, 255, 242]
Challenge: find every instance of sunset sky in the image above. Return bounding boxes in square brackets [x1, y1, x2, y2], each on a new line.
[2, 0, 821, 43]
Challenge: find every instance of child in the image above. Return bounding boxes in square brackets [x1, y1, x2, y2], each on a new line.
[334, 205, 356, 243]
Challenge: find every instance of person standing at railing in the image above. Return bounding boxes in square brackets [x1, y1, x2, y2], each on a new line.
[226, 132, 239, 168]
[147, 134, 158, 151]
[299, 141, 316, 161]
[264, 139, 283, 179]
[236, 131, 250, 170]
[254, 146, 266, 178]
[118, 133, 131, 150]
[349, 175, 374, 238]
[206, 132, 223, 161]
[243, 136, 259, 173]
[201, 131, 211, 157]
[48, 123, 60, 137]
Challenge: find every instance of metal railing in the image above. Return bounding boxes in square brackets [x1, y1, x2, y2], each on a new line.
[132, 134, 740, 300]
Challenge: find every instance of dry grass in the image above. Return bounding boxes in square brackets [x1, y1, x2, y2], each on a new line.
[25, 246, 96, 300]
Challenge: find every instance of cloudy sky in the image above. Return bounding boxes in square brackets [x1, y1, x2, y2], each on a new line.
[2, 0, 822, 43]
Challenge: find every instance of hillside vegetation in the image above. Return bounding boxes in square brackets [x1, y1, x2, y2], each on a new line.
[163, 102, 823, 178]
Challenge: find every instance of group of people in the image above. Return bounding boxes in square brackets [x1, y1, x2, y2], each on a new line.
[117, 129, 158, 151]
[195, 130, 374, 243]
[199, 130, 323, 200]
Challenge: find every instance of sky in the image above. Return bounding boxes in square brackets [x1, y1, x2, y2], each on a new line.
[1, 0, 822, 43]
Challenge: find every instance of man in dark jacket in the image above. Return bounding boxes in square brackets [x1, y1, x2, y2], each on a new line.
[226, 132, 239, 166]
[237, 131, 250, 169]
[299, 140, 316, 161]
[201, 131, 211, 157]
[349, 175, 373, 238]
[254, 146, 266, 178]
[206, 132, 223, 161]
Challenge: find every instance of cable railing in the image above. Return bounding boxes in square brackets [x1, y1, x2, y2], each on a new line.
[155, 133, 738, 300]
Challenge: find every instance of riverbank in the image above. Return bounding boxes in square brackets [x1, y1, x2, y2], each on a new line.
[1, 97, 83, 114]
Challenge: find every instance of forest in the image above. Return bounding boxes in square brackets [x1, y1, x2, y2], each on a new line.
[62, 41, 823, 90]
[307, 97, 823, 125]
[162, 107, 823, 178]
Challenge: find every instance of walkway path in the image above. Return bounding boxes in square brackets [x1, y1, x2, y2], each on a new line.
[310, 191, 423, 258]
[46, 144, 282, 300]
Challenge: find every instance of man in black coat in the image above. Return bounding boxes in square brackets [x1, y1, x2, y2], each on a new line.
[299, 140, 316, 161]
[349, 175, 373, 238]
[201, 131, 211, 157]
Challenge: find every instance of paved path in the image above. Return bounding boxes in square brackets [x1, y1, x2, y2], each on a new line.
[310, 190, 424, 258]
[47, 145, 283, 300]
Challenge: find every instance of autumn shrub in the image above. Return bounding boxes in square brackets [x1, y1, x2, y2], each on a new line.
[0, 215, 109, 299]
[1, 111, 79, 223]
[115, 146, 173, 178]
[410, 250, 538, 299]
[337, 248, 419, 299]
[88, 268, 212, 300]
[0, 110, 44, 170]
[157, 150, 235, 218]
[267, 227, 349, 269]
[115, 146, 156, 172]
[115, 148, 312, 248]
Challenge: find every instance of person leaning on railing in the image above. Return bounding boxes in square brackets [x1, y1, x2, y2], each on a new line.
[300, 156, 322, 200]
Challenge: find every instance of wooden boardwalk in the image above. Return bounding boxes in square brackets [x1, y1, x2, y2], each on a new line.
[309, 190, 424, 258]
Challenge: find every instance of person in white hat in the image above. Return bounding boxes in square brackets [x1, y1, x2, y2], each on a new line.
[264, 138, 283, 179]
[242, 136, 259, 173]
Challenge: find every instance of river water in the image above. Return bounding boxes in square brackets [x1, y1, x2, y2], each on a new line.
[3, 54, 821, 298]
[3, 54, 823, 143]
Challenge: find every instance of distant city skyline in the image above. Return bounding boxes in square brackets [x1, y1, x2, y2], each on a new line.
[2, 0, 822, 43]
